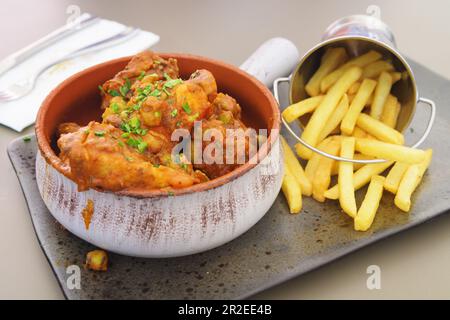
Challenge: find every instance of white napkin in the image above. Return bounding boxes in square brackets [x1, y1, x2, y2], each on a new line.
[0, 16, 159, 132]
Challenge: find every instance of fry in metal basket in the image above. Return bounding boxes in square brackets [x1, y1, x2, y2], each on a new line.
[324, 160, 394, 200]
[281, 136, 312, 196]
[341, 78, 377, 135]
[356, 113, 404, 145]
[354, 175, 386, 231]
[282, 95, 324, 123]
[320, 50, 381, 93]
[355, 138, 425, 164]
[395, 149, 433, 212]
[338, 137, 357, 217]
[304, 138, 332, 181]
[384, 161, 409, 194]
[331, 153, 373, 175]
[370, 71, 393, 119]
[282, 166, 303, 214]
[305, 47, 348, 96]
[297, 66, 362, 159]
[380, 95, 401, 128]
[352, 126, 375, 140]
[347, 81, 361, 95]
[362, 60, 394, 79]
[390, 72, 402, 84]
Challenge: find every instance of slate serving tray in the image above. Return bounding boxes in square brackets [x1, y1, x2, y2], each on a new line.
[7, 60, 450, 300]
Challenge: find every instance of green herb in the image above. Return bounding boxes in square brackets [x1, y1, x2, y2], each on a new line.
[121, 132, 130, 139]
[170, 109, 178, 118]
[84, 129, 90, 135]
[111, 102, 120, 114]
[182, 102, 191, 114]
[154, 111, 161, 118]
[137, 71, 146, 80]
[149, 89, 161, 97]
[153, 163, 160, 168]
[176, 120, 183, 127]
[167, 191, 175, 196]
[164, 78, 183, 89]
[132, 103, 141, 111]
[98, 85, 105, 94]
[180, 163, 188, 170]
[162, 88, 171, 96]
[23, 136, 31, 142]
[125, 156, 133, 162]
[119, 78, 131, 97]
[188, 112, 199, 122]
[120, 122, 131, 133]
[129, 117, 141, 129]
[118, 141, 124, 147]
[126, 137, 140, 148]
[153, 60, 161, 65]
[108, 89, 120, 97]
[137, 141, 148, 153]
[94, 131, 105, 137]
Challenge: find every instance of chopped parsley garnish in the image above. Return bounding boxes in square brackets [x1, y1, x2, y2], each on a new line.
[164, 72, 171, 80]
[154, 111, 161, 118]
[118, 141, 124, 147]
[120, 122, 131, 133]
[137, 141, 148, 153]
[176, 120, 183, 127]
[163, 88, 171, 96]
[129, 117, 141, 130]
[170, 109, 178, 117]
[153, 163, 160, 168]
[121, 132, 130, 138]
[108, 89, 120, 97]
[137, 71, 146, 80]
[84, 129, 90, 135]
[182, 102, 191, 114]
[188, 112, 199, 122]
[126, 137, 140, 148]
[125, 156, 133, 162]
[119, 78, 131, 97]
[110, 102, 120, 114]
[149, 89, 161, 97]
[23, 136, 31, 142]
[94, 131, 105, 137]
[164, 78, 183, 89]
[98, 85, 105, 94]
[180, 163, 188, 171]
[153, 60, 161, 65]
[167, 191, 175, 196]
[132, 103, 141, 111]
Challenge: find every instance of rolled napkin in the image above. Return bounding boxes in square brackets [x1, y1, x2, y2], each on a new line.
[0, 15, 159, 132]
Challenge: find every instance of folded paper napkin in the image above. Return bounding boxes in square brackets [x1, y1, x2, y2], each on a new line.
[0, 15, 159, 132]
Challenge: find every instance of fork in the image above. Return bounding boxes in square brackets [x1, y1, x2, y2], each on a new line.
[0, 27, 139, 103]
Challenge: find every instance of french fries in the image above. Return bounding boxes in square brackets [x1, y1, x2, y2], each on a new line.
[394, 149, 432, 212]
[380, 95, 401, 128]
[281, 136, 312, 196]
[338, 137, 357, 217]
[279, 46, 432, 231]
[320, 50, 382, 92]
[354, 175, 385, 231]
[281, 166, 302, 214]
[317, 94, 349, 142]
[282, 95, 324, 123]
[356, 113, 404, 145]
[362, 60, 394, 78]
[355, 138, 425, 164]
[370, 72, 393, 119]
[324, 161, 394, 200]
[297, 66, 362, 159]
[306, 47, 348, 96]
[312, 138, 340, 202]
[341, 78, 377, 135]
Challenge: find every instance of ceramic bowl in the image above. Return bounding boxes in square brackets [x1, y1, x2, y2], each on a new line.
[35, 53, 282, 257]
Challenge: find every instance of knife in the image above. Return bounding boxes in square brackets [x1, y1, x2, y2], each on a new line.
[0, 13, 100, 76]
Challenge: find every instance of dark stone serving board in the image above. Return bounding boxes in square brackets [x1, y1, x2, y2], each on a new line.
[7, 60, 450, 300]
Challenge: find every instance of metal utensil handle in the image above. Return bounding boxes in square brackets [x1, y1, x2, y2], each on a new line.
[273, 77, 436, 163]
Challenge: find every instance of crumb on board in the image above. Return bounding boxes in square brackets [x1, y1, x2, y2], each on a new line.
[81, 199, 94, 230]
[85, 249, 108, 271]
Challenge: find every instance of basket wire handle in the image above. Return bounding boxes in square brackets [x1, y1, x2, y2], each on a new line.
[273, 77, 436, 163]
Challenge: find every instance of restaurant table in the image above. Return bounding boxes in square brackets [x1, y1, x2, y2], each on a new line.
[1, 0, 450, 299]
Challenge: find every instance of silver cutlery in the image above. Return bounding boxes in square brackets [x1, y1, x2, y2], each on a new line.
[0, 26, 139, 103]
[0, 13, 100, 76]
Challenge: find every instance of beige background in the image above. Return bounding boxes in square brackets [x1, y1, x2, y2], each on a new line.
[1, 0, 450, 299]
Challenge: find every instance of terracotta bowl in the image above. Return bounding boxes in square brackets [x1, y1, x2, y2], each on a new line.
[35, 53, 282, 258]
